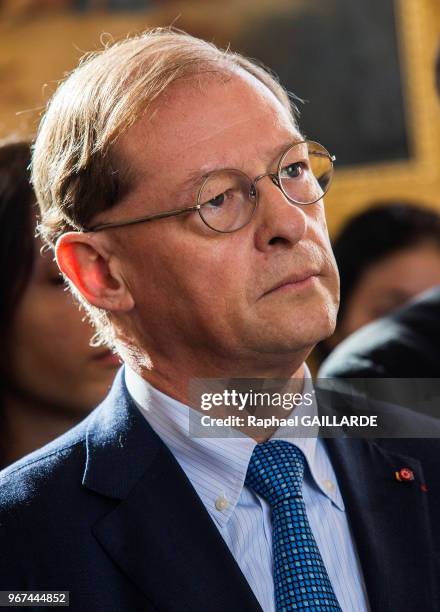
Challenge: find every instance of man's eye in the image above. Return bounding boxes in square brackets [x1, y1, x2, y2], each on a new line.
[207, 193, 226, 207]
[281, 162, 304, 179]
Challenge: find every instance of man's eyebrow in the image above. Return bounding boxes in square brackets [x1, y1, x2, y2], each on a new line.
[177, 169, 213, 197]
[177, 137, 305, 196]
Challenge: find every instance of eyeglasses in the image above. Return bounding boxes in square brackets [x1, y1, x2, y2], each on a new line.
[87, 140, 335, 234]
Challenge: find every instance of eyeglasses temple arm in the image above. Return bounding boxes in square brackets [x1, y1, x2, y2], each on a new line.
[87, 204, 201, 232]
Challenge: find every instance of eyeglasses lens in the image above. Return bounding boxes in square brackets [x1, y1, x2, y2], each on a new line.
[198, 141, 333, 233]
[278, 141, 333, 205]
[198, 170, 256, 233]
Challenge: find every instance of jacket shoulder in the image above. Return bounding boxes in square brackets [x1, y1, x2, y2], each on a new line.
[0, 414, 91, 515]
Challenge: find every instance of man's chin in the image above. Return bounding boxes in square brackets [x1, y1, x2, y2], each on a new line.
[254, 307, 338, 355]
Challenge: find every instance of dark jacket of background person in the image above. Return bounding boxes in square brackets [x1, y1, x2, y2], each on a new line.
[319, 286, 440, 378]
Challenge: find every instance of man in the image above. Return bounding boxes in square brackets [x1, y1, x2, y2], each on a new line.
[0, 30, 438, 612]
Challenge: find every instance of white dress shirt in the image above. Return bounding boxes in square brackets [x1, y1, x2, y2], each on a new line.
[125, 365, 369, 612]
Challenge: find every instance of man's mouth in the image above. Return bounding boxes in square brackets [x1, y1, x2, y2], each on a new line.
[262, 271, 320, 297]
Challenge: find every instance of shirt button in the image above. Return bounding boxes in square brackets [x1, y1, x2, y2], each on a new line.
[215, 495, 229, 511]
[323, 479, 335, 492]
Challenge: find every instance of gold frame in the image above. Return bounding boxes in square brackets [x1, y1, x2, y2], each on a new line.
[324, 0, 440, 237]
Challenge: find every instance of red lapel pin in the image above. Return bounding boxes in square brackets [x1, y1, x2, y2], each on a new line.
[395, 467, 414, 482]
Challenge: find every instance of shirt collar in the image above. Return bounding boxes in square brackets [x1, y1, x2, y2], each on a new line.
[125, 364, 344, 528]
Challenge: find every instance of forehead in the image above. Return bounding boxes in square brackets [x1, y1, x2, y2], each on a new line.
[116, 70, 301, 182]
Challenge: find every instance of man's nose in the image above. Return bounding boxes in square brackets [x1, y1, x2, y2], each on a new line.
[252, 174, 308, 252]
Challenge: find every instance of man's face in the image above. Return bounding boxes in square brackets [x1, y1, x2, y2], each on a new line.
[102, 71, 339, 372]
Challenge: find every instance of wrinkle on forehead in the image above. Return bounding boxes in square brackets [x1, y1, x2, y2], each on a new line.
[173, 112, 295, 155]
[118, 69, 297, 162]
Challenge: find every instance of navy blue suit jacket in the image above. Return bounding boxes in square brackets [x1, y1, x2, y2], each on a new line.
[1, 370, 439, 611]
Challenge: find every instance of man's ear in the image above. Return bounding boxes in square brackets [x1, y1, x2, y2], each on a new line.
[55, 232, 135, 312]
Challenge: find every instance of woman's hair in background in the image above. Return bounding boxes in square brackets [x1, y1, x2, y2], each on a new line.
[334, 202, 440, 325]
[0, 139, 35, 351]
[0, 139, 35, 466]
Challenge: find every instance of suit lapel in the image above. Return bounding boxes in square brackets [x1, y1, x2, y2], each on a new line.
[83, 371, 261, 612]
[326, 437, 435, 612]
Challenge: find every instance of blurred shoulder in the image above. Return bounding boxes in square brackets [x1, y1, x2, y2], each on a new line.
[320, 286, 440, 378]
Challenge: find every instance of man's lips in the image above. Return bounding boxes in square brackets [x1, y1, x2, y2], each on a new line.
[262, 272, 320, 297]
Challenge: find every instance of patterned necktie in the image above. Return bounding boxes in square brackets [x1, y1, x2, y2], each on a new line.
[245, 440, 342, 611]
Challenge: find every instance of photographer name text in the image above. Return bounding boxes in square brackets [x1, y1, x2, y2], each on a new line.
[199, 414, 378, 429]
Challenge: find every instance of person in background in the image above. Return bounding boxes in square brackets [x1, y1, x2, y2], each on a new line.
[0, 138, 120, 468]
[317, 202, 440, 362]
[319, 43, 440, 379]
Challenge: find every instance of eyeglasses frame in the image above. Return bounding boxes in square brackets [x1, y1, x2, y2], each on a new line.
[86, 140, 336, 233]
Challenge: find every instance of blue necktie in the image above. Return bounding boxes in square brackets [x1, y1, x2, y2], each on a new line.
[245, 440, 342, 611]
